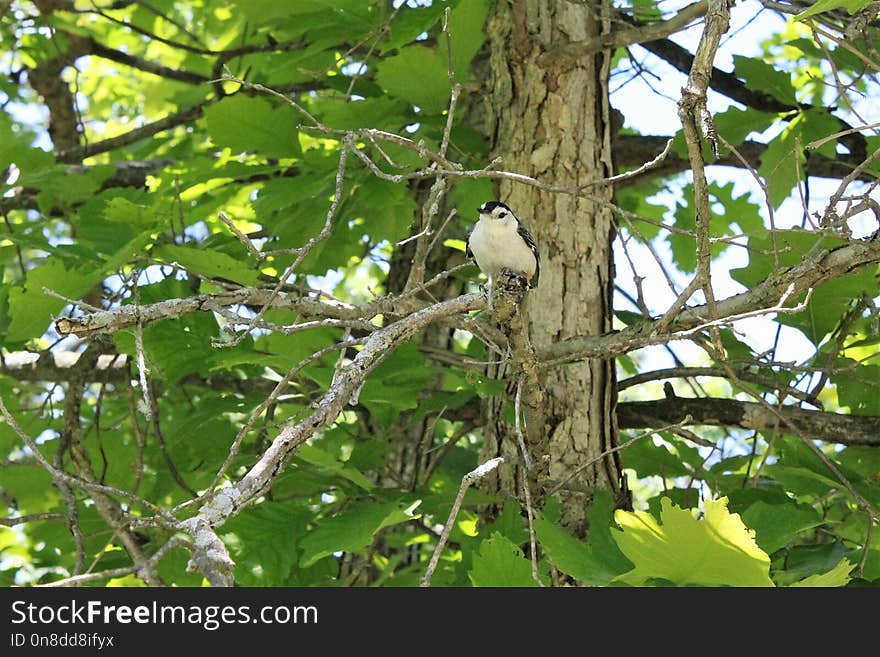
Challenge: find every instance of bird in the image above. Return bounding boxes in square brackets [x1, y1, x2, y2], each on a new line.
[466, 201, 540, 310]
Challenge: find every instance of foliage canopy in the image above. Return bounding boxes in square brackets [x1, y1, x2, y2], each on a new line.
[1, 0, 879, 588]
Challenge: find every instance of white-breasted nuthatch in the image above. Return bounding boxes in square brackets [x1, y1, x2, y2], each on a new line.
[466, 201, 540, 309]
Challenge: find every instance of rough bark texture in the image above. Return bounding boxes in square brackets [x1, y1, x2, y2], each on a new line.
[481, 0, 627, 535]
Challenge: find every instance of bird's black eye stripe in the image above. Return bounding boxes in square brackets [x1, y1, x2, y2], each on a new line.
[499, 211, 507, 218]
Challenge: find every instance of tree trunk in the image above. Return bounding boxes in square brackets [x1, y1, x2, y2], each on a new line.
[480, 0, 628, 535]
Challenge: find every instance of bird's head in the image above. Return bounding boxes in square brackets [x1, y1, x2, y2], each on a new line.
[478, 201, 514, 221]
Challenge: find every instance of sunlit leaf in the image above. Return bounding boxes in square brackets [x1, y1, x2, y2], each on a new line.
[469, 532, 539, 587]
[612, 497, 774, 587]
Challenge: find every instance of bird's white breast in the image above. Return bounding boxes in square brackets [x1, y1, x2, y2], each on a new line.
[469, 216, 537, 279]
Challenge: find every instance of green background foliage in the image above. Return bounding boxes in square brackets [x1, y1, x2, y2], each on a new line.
[1, 0, 878, 587]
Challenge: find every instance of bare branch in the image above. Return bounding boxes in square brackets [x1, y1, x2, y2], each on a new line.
[617, 398, 880, 448]
[546, 1, 709, 65]
[177, 293, 485, 529]
[57, 101, 213, 163]
[218, 212, 263, 259]
[611, 134, 877, 186]
[0, 395, 176, 522]
[0, 512, 66, 527]
[178, 517, 235, 587]
[618, 365, 820, 405]
[540, 237, 880, 363]
[420, 457, 505, 588]
[515, 379, 542, 587]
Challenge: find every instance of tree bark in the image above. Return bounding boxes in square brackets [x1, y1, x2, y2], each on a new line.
[481, 0, 628, 535]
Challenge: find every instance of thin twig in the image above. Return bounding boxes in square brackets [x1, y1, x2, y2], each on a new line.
[514, 379, 532, 471]
[187, 336, 364, 513]
[0, 512, 66, 527]
[420, 457, 504, 587]
[604, 138, 674, 184]
[0, 395, 176, 522]
[133, 275, 152, 421]
[513, 378, 542, 586]
[857, 517, 874, 579]
[42, 287, 102, 313]
[218, 211, 262, 259]
[219, 139, 350, 347]
[806, 120, 880, 152]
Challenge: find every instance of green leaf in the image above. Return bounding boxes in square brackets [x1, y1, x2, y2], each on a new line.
[0, 111, 55, 176]
[731, 230, 838, 289]
[836, 445, 880, 479]
[103, 196, 160, 228]
[740, 500, 822, 554]
[646, 487, 700, 518]
[0, 465, 58, 511]
[621, 436, 692, 479]
[376, 45, 450, 114]
[295, 443, 374, 491]
[614, 180, 668, 241]
[759, 110, 840, 208]
[252, 159, 338, 251]
[358, 343, 434, 425]
[612, 497, 774, 587]
[311, 96, 410, 132]
[451, 178, 494, 223]
[111, 278, 225, 382]
[443, 0, 489, 83]
[730, 229, 874, 345]
[6, 260, 102, 342]
[468, 532, 538, 587]
[776, 542, 852, 585]
[153, 244, 261, 286]
[835, 365, 880, 414]
[666, 182, 759, 273]
[733, 55, 797, 105]
[714, 107, 777, 148]
[789, 558, 854, 587]
[73, 188, 152, 255]
[351, 176, 416, 244]
[28, 165, 115, 214]
[379, 3, 446, 54]
[481, 500, 529, 546]
[782, 270, 878, 344]
[585, 490, 635, 575]
[298, 499, 420, 567]
[204, 94, 302, 159]
[796, 0, 873, 20]
[535, 518, 625, 585]
[223, 501, 309, 585]
[230, 0, 376, 25]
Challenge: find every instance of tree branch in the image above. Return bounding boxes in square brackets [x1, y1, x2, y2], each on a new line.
[420, 456, 505, 587]
[545, 1, 708, 65]
[57, 101, 213, 163]
[618, 397, 880, 447]
[611, 134, 873, 185]
[86, 36, 210, 85]
[540, 236, 880, 363]
[618, 365, 820, 405]
[637, 37, 867, 160]
[24, 32, 91, 153]
[175, 293, 485, 583]
[1, 350, 129, 383]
